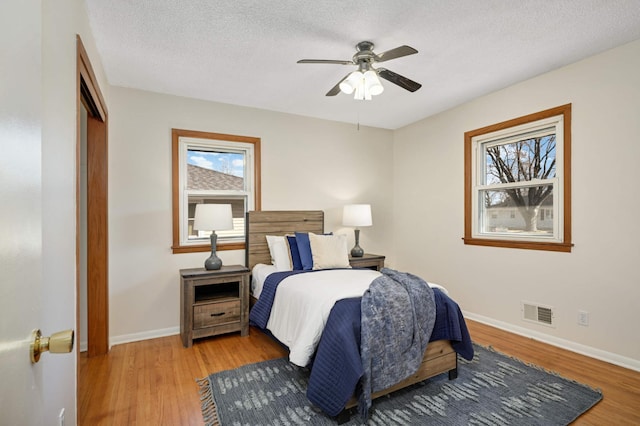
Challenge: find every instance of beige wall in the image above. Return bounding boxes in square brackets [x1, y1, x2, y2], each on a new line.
[393, 39, 640, 369]
[108, 88, 394, 342]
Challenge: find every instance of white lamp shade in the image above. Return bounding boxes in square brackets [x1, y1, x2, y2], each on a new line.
[364, 70, 384, 96]
[342, 204, 372, 227]
[339, 71, 363, 95]
[193, 204, 233, 231]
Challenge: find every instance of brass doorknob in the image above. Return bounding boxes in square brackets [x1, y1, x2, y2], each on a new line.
[30, 329, 74, 363]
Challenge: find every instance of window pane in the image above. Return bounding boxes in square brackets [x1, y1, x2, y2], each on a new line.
[484, 132, 556, 185]
[173, 129, 260, 253]
[481, 185, 554, 236]
[187, 197, 245, 241]
[187, 149, 245, 190]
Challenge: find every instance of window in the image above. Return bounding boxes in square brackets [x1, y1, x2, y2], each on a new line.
[464, 104, 572, 252]
[172, 129, 261, 254]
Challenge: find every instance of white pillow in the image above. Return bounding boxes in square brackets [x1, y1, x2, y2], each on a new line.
[309, 232, 351, 270]
[265, 235, 292, 271]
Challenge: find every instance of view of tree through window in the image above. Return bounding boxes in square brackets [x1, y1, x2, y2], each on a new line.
[483, 130, 556, 234]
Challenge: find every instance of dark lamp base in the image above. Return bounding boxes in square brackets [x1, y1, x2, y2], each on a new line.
[204, 255, 222, 270]
[350, 245, 364, 257]
[351, 228, 364, 257]
[204, 231, 223, 270]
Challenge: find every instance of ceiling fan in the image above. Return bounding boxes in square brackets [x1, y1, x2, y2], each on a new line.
[297, 41, 422, 100]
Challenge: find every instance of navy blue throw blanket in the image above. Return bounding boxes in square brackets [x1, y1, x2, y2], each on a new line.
[307, 288, 474, 417]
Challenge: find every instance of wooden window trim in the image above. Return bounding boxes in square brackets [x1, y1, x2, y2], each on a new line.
[171, 128, 261, 254]
[463, 104, 572, 252]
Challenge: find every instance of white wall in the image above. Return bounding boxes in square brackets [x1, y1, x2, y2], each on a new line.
[41, 0, 110, 424]
[393, 39, 640, 369]
[108, 88, 394, 342]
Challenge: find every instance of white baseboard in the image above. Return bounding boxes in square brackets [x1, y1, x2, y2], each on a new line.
[109, 326, 180, 348]
[464, 311, 640, 373]
[104, 316, 640, 373]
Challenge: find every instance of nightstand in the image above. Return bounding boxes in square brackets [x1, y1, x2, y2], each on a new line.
[349, 253, 385, 271]
[180, 265, 250, 348]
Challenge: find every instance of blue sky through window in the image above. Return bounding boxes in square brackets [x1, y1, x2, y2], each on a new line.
[187, 149, 244, 177]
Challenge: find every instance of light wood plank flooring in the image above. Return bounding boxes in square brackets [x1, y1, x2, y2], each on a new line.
[79, 320, 640, 425]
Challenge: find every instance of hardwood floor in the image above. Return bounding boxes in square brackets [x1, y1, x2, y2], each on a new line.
[79, 320, 640, 425]
[78, 328, 287, 425]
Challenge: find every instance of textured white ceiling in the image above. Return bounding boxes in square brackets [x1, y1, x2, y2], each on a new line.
[85, 0, 640, 129]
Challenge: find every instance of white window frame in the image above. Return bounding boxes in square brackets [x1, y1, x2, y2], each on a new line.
[464, 105, 572, 252]
[179, 137, 254, 246]
[172, 129, 261, 254]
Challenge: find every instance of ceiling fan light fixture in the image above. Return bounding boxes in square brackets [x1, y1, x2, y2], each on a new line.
[341, 70, 382, 100]
[364, 70, 384, 96]
[354, 84, 371, 101]
[339, 71, 362, 95]
[353, 85, 363, 100]
[339, 82, 354, 95]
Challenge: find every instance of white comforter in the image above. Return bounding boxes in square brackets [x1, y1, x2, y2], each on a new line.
[265, 268, 382, 367]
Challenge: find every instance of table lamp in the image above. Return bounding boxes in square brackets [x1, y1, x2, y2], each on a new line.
[193, 204, 233, 270]
[342, 204, 372, 257]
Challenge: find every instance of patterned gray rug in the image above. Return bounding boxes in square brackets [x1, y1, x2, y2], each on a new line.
[197, 343, 602, 425]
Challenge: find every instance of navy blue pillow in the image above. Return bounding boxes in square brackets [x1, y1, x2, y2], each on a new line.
[295, 232, 313, 270]
[286, 235, 303, 270]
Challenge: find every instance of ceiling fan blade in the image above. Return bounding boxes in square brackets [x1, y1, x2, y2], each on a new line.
[378, 68, 422, 92]
[376, 45, 418, 62]
[326, 73, 351, 96]
[297, 59, 354, 65]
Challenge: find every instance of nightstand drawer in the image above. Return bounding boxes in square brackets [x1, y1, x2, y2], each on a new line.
[349, 253, 385, 271]
[194, 300, 240, 329]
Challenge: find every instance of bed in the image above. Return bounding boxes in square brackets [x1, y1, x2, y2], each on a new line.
[245, 210, 473, 421]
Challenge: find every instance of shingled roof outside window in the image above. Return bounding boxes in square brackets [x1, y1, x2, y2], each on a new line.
[187, 164, 244, 190]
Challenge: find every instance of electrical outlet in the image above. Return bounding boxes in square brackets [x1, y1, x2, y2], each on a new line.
[58, 408, 65, 426]
[578, 310, 589, 326]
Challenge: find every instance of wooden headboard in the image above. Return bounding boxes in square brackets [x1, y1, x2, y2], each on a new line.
[245, 210, 324, 271]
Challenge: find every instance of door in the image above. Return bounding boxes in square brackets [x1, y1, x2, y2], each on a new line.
[0, 0, 45, 423]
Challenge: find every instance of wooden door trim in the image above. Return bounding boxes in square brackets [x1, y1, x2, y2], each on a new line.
[76, 35, 109, 359]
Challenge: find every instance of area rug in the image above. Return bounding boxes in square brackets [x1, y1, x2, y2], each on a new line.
[197, 343, 602, 425]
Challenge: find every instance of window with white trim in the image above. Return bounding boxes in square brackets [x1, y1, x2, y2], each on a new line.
[172, 129, 261, 254]
[464, 105, 572, 252]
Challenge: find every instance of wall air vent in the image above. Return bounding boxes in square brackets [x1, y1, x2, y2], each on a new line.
[522, 301, 555, 327]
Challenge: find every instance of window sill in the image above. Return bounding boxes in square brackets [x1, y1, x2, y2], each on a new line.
[462, 237, 573, 253]
[172, 242, 245, 254]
